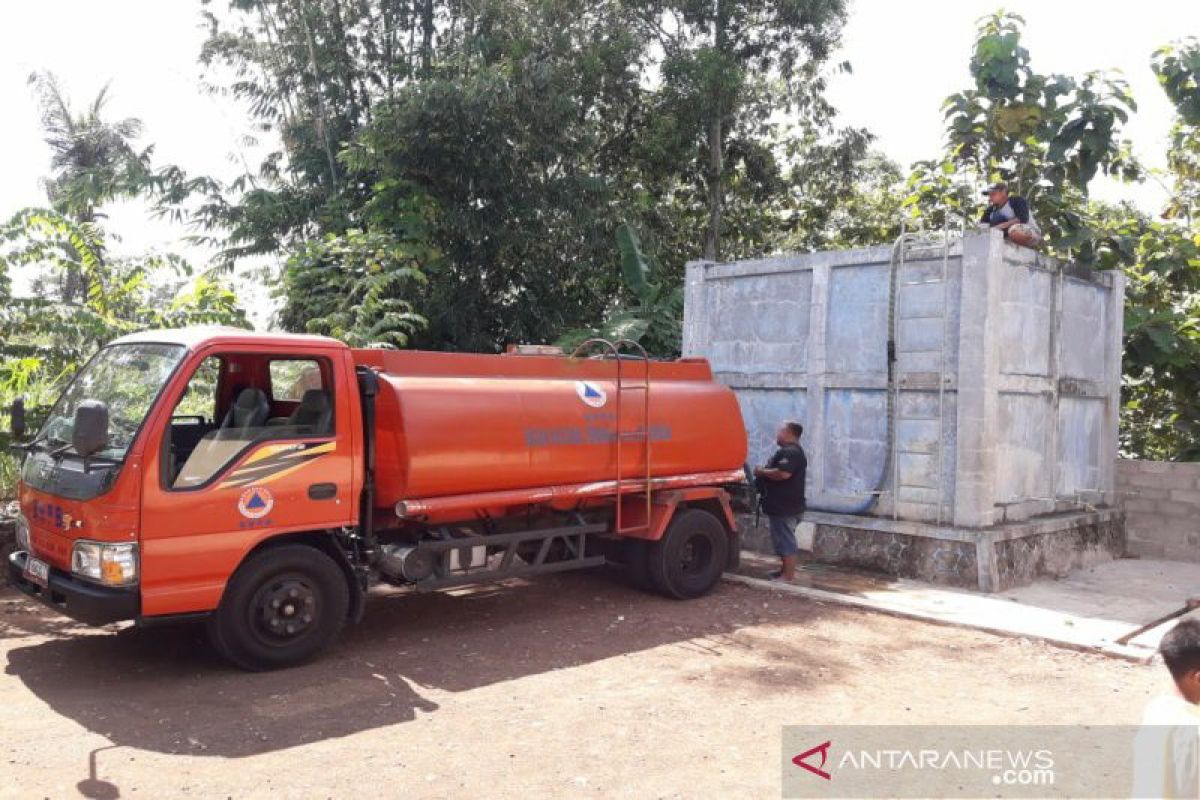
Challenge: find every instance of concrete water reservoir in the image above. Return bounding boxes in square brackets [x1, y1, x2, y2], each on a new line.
[683, 230, 1126, 590]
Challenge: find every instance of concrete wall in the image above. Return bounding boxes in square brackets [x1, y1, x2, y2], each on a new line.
[1118, 460, 1200, 561]
[683, 230, 1125, 529]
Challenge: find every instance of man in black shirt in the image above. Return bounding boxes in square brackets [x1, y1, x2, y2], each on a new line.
[753, 420, 808, 583]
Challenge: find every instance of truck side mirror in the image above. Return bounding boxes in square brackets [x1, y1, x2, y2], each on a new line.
[10, 397, 25, 440]
[73, 400, 110, 457]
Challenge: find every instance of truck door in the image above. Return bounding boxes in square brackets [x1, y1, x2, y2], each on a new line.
[138, 346, 358, 617]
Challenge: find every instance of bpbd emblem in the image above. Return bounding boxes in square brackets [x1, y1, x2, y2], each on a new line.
[574, 380, 607, 408]
[238, 486, 274, 519]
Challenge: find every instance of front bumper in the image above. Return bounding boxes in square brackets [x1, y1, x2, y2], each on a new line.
[7, 550, 139, 626]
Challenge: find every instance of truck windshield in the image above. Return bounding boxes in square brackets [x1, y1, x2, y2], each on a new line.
[36, 343, 186, 459]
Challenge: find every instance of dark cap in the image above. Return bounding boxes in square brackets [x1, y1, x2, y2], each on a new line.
[982, 181, 1008, 196]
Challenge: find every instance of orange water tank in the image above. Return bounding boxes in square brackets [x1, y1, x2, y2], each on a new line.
[351, 349, 747, 509]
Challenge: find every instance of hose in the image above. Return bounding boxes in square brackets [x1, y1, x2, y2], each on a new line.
[802, 233, 909, 516]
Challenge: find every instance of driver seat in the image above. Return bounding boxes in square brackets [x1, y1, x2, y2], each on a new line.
[287, 389, 332, 434]
[220, 387, 270, 432]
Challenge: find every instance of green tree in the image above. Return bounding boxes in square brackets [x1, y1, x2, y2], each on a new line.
[907, 12, 1140, 257]
[201, 0, 651, 350]
[279, 224, 432, 348]
[1119, 38, 1200, 459]
[194, 0, 438, 265]
[197, 0, 884, 351]
[627, 0, 852, 261]
[781, 147, 905, 251]
[1154, 38, 1200, 224]
[0, 209, 247, 386]
[28, 71, 153, 302]
[343, 0, 648, 350]
[29, 71, 151, 224]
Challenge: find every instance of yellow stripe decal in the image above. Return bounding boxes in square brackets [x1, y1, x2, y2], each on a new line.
[219, 441, 336, 489]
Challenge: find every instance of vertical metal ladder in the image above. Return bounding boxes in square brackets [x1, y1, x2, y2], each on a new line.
[890, 217, 957, 524]
[571, 338, 652, 534]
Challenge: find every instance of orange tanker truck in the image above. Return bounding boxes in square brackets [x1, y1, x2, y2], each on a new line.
[6, 328, 748, 669]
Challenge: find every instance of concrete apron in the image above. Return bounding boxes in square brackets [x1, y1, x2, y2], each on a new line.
[726, 550, 1200, 663]
[739, 509, 1126, 593]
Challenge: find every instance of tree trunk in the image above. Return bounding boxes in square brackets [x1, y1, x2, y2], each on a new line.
[703, 116, 723, 260]
[298, 3, 341, 194]
[327, 0, 362, 123]
[60, 206, 99, 305]
[703, 0, 729, 262]
[421, 0, 434, 75]
[381, 0, 395, 99]
[258, 3, 299, 125]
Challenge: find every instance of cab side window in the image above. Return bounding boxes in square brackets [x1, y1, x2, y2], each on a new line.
[270, 359, 323, 402]
[266, 359, 333, 436]
[166, 355, 334, 490]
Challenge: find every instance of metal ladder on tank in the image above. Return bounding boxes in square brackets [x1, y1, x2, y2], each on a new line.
[891, 216, 959, 524]
[571, 338, 652, 534]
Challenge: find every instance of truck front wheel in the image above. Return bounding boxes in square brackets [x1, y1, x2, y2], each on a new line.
[647, 509, 729, 600]
[207, 544, 349, 671]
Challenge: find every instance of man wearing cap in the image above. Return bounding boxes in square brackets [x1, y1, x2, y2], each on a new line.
[980, 181, 1041, 248]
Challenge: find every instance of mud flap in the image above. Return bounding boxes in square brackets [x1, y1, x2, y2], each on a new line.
[725, 529, 741, 572]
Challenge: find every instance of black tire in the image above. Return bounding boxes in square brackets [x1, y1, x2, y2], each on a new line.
[646, 509, 729, 599]
[207, 544, 349, 671]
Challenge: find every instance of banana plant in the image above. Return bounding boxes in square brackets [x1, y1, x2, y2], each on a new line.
[559, 222, 683, 357]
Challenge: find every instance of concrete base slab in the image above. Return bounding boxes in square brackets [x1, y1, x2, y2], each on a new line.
[728, 553, 1200, 661]
[740, 508, 1125, 592]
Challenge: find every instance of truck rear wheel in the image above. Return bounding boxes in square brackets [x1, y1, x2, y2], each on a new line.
[646, 509, 729, 599]
[207, 544, 349, 671]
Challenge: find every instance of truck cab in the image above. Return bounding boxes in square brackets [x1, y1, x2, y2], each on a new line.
[10, 330, 362, 653]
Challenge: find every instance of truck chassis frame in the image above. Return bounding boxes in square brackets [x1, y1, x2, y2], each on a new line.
[411, 521, 609, 591]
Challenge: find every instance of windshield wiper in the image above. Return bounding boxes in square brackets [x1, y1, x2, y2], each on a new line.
[47, 442, 125, 470]
[9, 431, 54, 455]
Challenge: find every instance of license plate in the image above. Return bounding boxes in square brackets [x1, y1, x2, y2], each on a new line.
[24, 556, 50, 588]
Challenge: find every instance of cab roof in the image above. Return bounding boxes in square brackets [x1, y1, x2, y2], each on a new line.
[109, 326, 346, 351]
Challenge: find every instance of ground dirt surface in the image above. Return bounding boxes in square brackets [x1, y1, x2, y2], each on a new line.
[0, 569, 1171, 799]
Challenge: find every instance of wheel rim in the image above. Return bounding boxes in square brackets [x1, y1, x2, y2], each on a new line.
[678, 533, 714, 577]
[250, 575, 319, 645]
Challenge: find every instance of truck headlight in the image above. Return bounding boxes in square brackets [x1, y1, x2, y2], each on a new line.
[71, 541, 138, 587]
[14, 512, 30, 552]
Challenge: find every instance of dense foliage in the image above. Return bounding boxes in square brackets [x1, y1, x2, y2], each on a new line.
[558, 222, 684, 356]
[1119, 38, 1200, 459]
[196, 0, 885, 352]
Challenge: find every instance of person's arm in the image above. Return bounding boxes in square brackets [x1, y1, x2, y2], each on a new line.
[754, 466, 793, 481]
[755, 451, 799, 481]
[993, 216, 1021, 231]
[980, 206, 992, 224]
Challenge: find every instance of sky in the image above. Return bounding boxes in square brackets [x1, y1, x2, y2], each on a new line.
[0, 1, 256, 256]
[826, 0, 1200, 211]
[0, 0, 1197, 326]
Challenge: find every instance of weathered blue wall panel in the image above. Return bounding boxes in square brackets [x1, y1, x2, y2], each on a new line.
[683, 232, 1124, 526]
